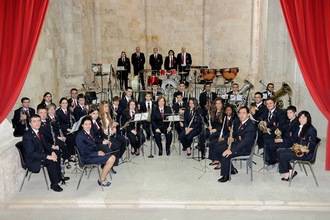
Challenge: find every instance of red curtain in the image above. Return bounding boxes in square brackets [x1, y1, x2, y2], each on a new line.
[280, 0, 330, 170]
[0, 0, 49, 122]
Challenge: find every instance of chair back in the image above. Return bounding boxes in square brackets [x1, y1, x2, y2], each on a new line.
[74, 146, 85, 168]
[15, 141, 26, 170]
[249, 132, 258, 158]
[310, 137, 321, 164]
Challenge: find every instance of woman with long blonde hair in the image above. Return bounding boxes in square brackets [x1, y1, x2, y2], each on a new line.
[99, 101, 117, 136]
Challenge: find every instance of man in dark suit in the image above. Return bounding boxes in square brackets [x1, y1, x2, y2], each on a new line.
[131, 47, 146, 90]
[117, 51, 131, 90]
[218, 106, 257, 183]
[176, 47, 192, 81]
[172, 81, 189, 105]
[118, 87, 134, 118]
[251, 92, 268, 150]
[261, 98, 288, 167]
[149, 47, 163, 74]
[199, 82, 217, 109]
[73, 94, 88, 121]
[23, 115, 64, 192]
[12, 97, 35, 137]
[68, 88, 78, 112]
[139, 93, 154, 140]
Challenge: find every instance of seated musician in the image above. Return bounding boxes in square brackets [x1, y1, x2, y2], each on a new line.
[98, 101, 127, 168]
[199, 82, 217, 109]
[173, 81, 188, 105]
[260, 98, 287, 168]
[139, 92, 154, 140]
[226, 83, 240, 106]
[118, 87, 134, 117]
[68, 88, 78, 112]
[75, 116, 116, 187]
[209, 104, 238, 169]
[218, 106, 257, 183]
[262, 83, 275, 100]
[23, 115, 64, 192]
[110, 96, 120, 122]
[164, 50, 177, 71]
[73, 93, 88, 121]
[120, 100, 146, 156]
[179, 98, 203, 156]
[151, 84, 162, 101]
[37, 92, 53, 110]
[12, 97, 35, 137]
[151, 96, 173, 156]
[277, 111, 318, 181]
[172, 92, 186, 137]
[37, 106, 70, 182]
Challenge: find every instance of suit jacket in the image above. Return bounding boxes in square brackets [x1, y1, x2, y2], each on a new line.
[183, 108, 203, 132]
[117, 57, 131, 74]
[176, 52, 192, 72]
[75, 130, 101, 163]
[151, 106, 172, 133]
[199, 91, 217, 108]
[56, 108, 74, 136]
[231, 119, 257, 155]
[172, 100, 187, 113]
[139, 101, 155, 113]
[291, 125, 318, 159]
[164, 56, 177, 71]
[73, 105, 88, 121]
[12, 107, 35, 137]
[118, 97, 131, 117]
[262, 107, 287, 137]
[253, 102, 267, 122]
[91, 120, 106, 145]
[22, 128, 52, 173]
[120, 109, 143, 132]
[172, 90, 189, 105]
[149, 54, 163, 71]
[131, 52, 145, 74]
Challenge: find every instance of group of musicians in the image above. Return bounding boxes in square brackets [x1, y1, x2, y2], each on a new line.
[117, 47, 192, 90]
[12, 80, 319, 191]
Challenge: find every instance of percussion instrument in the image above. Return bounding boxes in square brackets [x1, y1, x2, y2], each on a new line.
[161, 79, 178, 92]
[201, 69, 216, 81]
[221, 67, 239, 81]
[147, 75, 159, 86]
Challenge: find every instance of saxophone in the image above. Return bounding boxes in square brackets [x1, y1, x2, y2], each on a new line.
[227, 123, 234, 150]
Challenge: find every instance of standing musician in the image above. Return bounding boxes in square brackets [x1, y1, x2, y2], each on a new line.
[209, 104, 238, 169]
[176, 47, 192, 81]
[139, 92, 154, 140]
[73, 93, 89, 121]
[131, 46, 146, 90]
[149, 47, 163, 74]
[259, 97, 287, 168]
[164, 50, 177, 71]
[68, 88, 78, 112]
[199, 82, 217, 109]
[37, 92, 53, 110]
[118, 87, 134, 117]
[218, 106, 257, 183]
[151, 96, 173, 156]
[23, 114, 64, 192]
[117, 51, 131, 91]
[75, 116, 116, 187]
[179, 98, 203, 156]
[12, 97, 35, 137]
[277, 111, 318, 181]
[120, 100, 146, 156]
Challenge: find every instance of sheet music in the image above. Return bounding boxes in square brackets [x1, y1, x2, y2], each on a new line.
[133, 112, 148, 121]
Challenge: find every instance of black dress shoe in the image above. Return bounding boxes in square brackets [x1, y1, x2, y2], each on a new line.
[214, 165, 221, 170]
[62, 176, 70, 181]
[281, 171, 298, 181]
[231, 168, 238, 175]
[158, 152, 163, 156]
[51, 184, 63, 192]
[217, 176, 230, 183]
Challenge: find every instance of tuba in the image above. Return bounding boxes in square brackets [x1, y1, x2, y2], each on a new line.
[273, 82, 292, 108]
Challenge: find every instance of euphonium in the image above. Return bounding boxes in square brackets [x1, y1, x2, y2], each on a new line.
[258, 120, 270, 134]
[291, 143, 310, 157]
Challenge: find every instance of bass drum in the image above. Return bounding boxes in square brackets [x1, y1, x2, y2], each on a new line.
[131, 75, 140, 91]
[161, 79, 178, 95]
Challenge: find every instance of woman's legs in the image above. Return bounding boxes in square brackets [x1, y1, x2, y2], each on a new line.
[100, 155, 116, 182]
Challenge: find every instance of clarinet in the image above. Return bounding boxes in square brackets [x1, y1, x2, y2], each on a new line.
[218, 116, 226, 142]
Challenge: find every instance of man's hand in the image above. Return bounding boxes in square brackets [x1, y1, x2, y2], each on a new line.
[274, 138, 283, 143]
[222, 148, 232, 158]
[185, 127, 193, 134]
[210, 129, 217, 133]
[179, 122, 184, 127]
[52, 145, 59, 150]
[102, 140, 110, 145]
[131, 129, 137, 135]
[58, 136, 66, 142]
[98, 151, 105, 156]
[167, 127, 172, 133]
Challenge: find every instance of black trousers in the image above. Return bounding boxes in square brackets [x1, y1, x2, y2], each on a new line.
[42, 159, 62, 186]
[154, 131, 172, 154]
[127, 131, 146, 151]
[179, 129, 200, 150]
[119, 71, 129, 90]
[208, 138, 227, 161]
[134, 70, 145, 90]
[263, 134, 277, 165]
[143, 122, 151, 139]
[277, 148, 311, 173]
[220, 150, 249, 177]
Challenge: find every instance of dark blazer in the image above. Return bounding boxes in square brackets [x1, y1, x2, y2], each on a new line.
[55, 108, 74, 136]
[118, 97, 131, 116]
[172, 91, 189, 105]
[75, 130, 100, 163]
[22, 128, 52, 173]
[131, 52, 145, 74]
[12, 107, 35, 137]
[283, 117, 299, 141]
[39, 120, 56, 145]
[139, 101, 155, 113]
[117, 57, 131, 73]
[291, 125, 318, 159]
[172, 100, 187, 113]
[91, 120, 105, 145]
[164, 56, 177, 71]
[151, 106, 172, 133]
[73, 105, 88, 121]
[120, 109, 143, 132]
[263, 107, 287, 136]
[231, 119, 257, 155]
[199, 91, 217, 108]
[176, 52, 192, 72]
[183, 108, 203, 132]
[149, 54, 163, 71]
[253, 103, 267, 122]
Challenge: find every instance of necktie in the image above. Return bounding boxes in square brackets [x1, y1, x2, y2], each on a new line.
[147, 102, 151, 112]
[268, 112, 272, 122]
[36, 132, 41, 140]
[160, 109, 164, 119]
[94, 121, 100, 130]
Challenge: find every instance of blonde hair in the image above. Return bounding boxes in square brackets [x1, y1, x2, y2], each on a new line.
[99, 101, 113, 130]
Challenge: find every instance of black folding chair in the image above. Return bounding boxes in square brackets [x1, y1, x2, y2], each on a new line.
[289, 137, 321, 187]
[15, 141, 49, 192]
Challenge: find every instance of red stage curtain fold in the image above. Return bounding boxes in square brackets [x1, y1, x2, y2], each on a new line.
[280, 0, 330, 169]
[0, 0, 49, 122]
